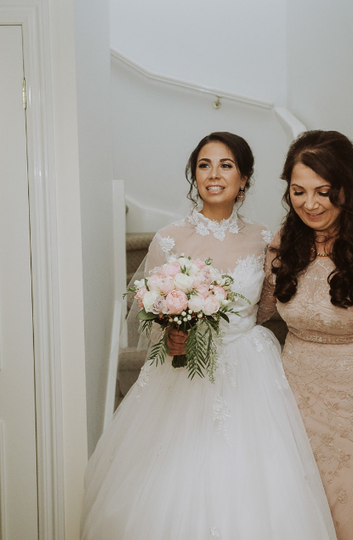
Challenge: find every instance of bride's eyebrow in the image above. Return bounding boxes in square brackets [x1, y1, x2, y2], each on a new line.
[197, 158, 236, 164]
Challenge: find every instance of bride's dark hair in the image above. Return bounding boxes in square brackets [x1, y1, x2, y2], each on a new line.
[185, 132, 254, 206]
[272, 130, 353, 308]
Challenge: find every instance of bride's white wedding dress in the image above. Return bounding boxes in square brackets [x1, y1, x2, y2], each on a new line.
[81, 210, 336, 540]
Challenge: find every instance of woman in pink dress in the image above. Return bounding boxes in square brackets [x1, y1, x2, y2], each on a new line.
[258, 130, 353, 540]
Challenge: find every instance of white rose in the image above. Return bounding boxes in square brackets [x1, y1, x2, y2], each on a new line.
[188, 294, 205, 313]
[174, 273, 194, 293]
[134, 278, 145, 288]
[177, 257, 196, 274]
[203, 295, 221, 316]
[187, 263, 201, 276]
[208, 267, 222, 283]
[142, 291, 161, 313]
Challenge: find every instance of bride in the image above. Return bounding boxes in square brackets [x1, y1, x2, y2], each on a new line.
[80, 132, 336, 539]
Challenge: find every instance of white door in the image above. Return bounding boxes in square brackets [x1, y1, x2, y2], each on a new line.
[0, 25, 39, 539]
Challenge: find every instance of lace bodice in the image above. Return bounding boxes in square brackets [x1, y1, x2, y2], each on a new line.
[258, 233, 353, 344]
[145, 209, 271, 334]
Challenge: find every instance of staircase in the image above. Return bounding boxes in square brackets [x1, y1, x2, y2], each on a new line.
[126, 232, 155, 284]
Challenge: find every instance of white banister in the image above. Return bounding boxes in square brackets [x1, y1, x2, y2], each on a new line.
[110, 48, 273, 110]
[274, 107, 307, 140]
[104, 180, 127, 430]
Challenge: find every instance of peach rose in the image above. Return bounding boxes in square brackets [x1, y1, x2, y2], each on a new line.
[159, 261, 181, 277]
[135, 286, 147, 307]
[165, 290, 188, 314]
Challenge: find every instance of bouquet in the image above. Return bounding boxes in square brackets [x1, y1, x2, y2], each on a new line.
[124, 255, 249, 382]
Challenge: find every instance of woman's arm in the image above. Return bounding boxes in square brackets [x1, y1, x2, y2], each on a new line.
[257, 232, 281, 324]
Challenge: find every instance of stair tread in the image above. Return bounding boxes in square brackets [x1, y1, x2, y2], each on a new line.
[126, 232, 155, 251]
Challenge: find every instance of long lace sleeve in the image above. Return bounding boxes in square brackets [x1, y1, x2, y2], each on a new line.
[257, 232, 280, 324]
[144, 232, 169, 274]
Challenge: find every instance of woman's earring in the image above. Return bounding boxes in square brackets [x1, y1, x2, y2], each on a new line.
[236, 187, 246, 202]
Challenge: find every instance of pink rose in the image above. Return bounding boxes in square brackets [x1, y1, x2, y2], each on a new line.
[192, 273, 210, 289]
[151, 296, 168, 315]
[212, 285, 227, 301]
[203, 295, 221, 316]
[159, 261, 181, 278]
[193, 259, 206, 270]
[148, 274, 162, 291]
[135, 286, 147, 307]
[197, 283, 211, 298]
[159, 276, 175, 295]
[165, 290, 188, 314]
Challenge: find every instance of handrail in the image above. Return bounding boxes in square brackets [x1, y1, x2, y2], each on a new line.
[274, 107, 306, 140]
[110, 48, 307, 139]
[110, 48, 273, 110]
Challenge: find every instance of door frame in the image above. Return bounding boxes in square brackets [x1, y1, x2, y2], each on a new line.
[0, 3, 65, 539]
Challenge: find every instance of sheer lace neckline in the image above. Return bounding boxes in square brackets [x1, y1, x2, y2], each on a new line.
[187, 208, 239, 241]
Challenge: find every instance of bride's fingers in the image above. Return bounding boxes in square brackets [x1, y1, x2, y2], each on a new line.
[167, 328, 187, 354]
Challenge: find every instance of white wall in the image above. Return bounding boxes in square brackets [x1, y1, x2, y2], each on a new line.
[287, 0, 353, 139]
[73, 0, 115, 456]
[110, 0, 287, 106]
[48, 0, 88, 536]
[111, 58, 288, 233]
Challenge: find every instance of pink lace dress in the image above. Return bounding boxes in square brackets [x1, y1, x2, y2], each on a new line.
[258, 233, 353, 540]
[81, 211, 336, 540]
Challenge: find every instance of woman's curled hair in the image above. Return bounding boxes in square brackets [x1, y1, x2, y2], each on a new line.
[272, 130, 353, 308]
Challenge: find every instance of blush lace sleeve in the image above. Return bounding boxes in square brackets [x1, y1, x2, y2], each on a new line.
[256, 231, 281, 324]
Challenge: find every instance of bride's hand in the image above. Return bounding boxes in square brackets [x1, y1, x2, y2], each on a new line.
[167, 328, 187, 355]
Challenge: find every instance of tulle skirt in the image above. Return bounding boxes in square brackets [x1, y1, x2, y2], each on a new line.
[81, 326, 336, 540]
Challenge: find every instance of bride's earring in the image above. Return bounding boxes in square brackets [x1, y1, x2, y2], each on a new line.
[236, 187, 246, 202]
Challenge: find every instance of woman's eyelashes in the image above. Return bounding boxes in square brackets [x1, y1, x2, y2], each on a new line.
[291, 190, 331, 197]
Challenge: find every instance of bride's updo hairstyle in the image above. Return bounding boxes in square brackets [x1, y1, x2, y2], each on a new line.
[185, 131, 254, 206]
[272, 129, 353, 308]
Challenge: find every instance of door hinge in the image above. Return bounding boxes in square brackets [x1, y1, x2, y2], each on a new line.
[22, 78, 27, 110]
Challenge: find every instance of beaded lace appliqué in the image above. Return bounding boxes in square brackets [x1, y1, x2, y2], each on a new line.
[213, 394, 231, 445]
[229, 254, 264, 295]
[135, 362, 153, 398]
[187, 209, 239, 241]
[261, 229, 273, 244]
[159, 236, 175, 253]
[174, 218, 186, 227]
[209, 526, 220, 537]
